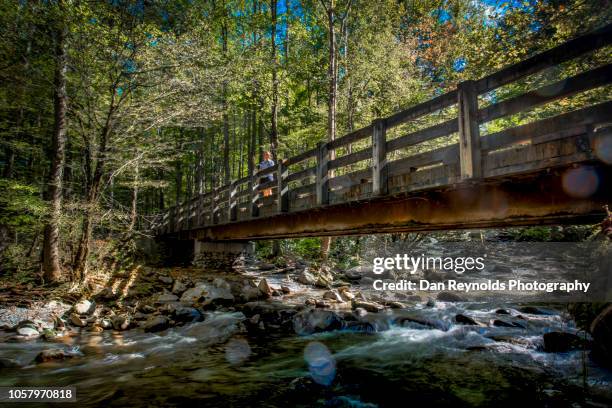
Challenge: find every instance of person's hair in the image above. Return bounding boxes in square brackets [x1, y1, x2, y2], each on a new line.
[263, 150, 271, 156]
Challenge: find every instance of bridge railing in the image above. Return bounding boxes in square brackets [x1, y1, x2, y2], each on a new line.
[158, 23, 612, 235]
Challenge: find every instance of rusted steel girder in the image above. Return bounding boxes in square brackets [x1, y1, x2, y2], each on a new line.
[169, 164, 610, 241]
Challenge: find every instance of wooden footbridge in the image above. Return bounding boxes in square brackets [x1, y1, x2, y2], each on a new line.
[156, 25, 612, 242]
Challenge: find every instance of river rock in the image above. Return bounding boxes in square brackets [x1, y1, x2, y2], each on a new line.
[543, 331, 589, 352]
[455, 314, 479, 325]
[0, 357, 20, 368]
[322, 290, 343, 302]
[495, 309, 511, 315]
[90, 325, 104, 333]
[35, 349, 74, 363]
[352, 300, 384, 313]
[99, 319, 113, 330]
[74, 299, 95, 315]
[42, 328, 59, 340]
[156, 293, 179, 304]
[436, 292, 465, 302]
[69, 313, 87, 327]
[518, 306, 554, 315]
[281, 285, 291, 294]
[345, 321, 377, 333]
[133, 312, 148, 320]
[590, 304, 612, 366]
[172, 280, 188, 295]
[181, 312, 246, 346]
[297, 270, 317, 285]
[344, 265, 368, 280]
[258, 262, 276, 271]
[258, 278, 273, 297]
[158, 275, 173, 284]
[181, 283, 234, 307]
[143, 316, 170, 332]
[338, 288, 355, 301]
[17, 326, 40, 337]
[492, 319, 525, 328]
[396, 316, 447, 331]
[111, 315, 130, 331]
[292, 309, 343, 335]
[173, 307, 203, 323]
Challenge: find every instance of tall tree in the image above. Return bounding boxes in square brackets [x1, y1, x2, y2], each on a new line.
[42, 1, 68, 283]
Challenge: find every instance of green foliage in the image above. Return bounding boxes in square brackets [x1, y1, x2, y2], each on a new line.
[512, 226, 552, 241]
[0, 179, 47, 234]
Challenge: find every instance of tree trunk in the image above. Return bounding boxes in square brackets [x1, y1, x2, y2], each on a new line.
[270, 0, 279, 160]
[321, 0, 337, 260]
[43, 12, 68, 283]
[222, 20, 231, 184]
[128, 163, 139, 233]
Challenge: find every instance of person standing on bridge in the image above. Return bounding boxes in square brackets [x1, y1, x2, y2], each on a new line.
[259, 150, 275, 197]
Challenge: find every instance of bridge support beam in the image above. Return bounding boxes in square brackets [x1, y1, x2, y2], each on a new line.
[193, 240, 254, 269]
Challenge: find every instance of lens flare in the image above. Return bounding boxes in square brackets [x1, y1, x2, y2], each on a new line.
[304, 341, 336, 386]
[593, 133, 612, 164]
[562, 166, 599, 198]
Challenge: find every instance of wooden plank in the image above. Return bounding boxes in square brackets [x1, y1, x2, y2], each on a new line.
[485, 149, 591, 178]
[386, 91, 458, 128]
[327, 148, 370, 170]
[479, 63, 612, 123]
[257, 163, 278, 177]
[328, 168, 371, 189]
[372, 119, 388, 195]
[316, 142, 329, 205]
[228, 181, 237, 222]
[249, 175, 259, 217]
[481, 101, 612, 152]
[290, 183, 315, 197]
[327, 125, 373, 149]
[277, 160, 289, 212]
[386, 118, 458, 152]
[476, 23, 612, 93]
[458, 80, 482, 179]
[286, 147, 317, 166]
[387, 144, 459, 177]
[285, 166, 316, 183]
[257, 179, 276, 191]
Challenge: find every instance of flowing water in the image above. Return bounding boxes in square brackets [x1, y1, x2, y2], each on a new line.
[2, 303, 611, 407]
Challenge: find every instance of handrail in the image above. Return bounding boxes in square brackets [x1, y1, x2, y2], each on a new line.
[157, 23, 612, 234]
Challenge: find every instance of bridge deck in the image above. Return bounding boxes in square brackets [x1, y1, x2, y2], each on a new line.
[157, 24, 612, 241]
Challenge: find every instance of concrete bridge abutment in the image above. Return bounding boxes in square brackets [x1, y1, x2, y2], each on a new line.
[193, 240, 254, 269]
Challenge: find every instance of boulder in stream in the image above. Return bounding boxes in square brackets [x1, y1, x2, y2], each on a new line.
[69, 313, 87, 327]
[455, 314, 480, 326]
[590, 304, 612, 366]
[543, 331, 590, 352]
[258, 278, 273, 297]
[35, 349, 75, 363]
[292, 309, 343, 335]
[171, 280, 188, 295]
[74, 299, 95, 315]
[436, 292, 465, 302]
[297, 269, 317, 285]
[111, 315, 130, 331]
[143, 315, 170, 332]
[352, 300, 384, 313]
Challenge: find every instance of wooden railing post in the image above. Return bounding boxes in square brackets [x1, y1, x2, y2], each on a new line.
[372, 118, 388, 195]
[316, 142, 329, 205]
[277, 160, 289, 212]
[228, 181, 237, 221]
[197, 194, 204, 226]
[457, 80, 482, 179]
[250, 173, 259, 217]
[209, 189, 216, 225]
